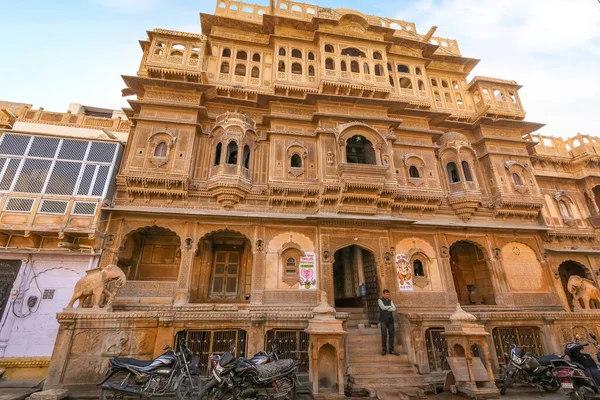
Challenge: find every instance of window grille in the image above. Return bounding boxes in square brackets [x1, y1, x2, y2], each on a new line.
[72, 201, 97, 215]
[77, 164, 95, 195]
[426, 328, 449, 371]
[45, 161, 82, 195]
[0, 159, 21, 190]
[87, 142, 117, 163]
[0, 134, 30, 155]
[39, 199, 68, 214]
[492, 327, 544, 367]
[28, 137, 60, 158]
[58, 139, 88, 160]
[13, 159, 52, 193]
[4, 198, 34, 212]
[91, 165, 110, 196]
[182, 329, 247, 376]
[265, 330, 309, 373]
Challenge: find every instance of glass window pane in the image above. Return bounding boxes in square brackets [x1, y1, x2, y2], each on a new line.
[215, 263, 225, 274]
[0, 134, 30, 155]
[227, 263, 238, 274]
[0, 159, 21, 190]
[13, 158, 52, 193]
[58, 139, 88, 160]
[87, 142, 117, 163]
[228, 252, 239, 263]
[28, 137, 59, 158]
[77, 164, 96, 195]
[45, 161, 82, 195]
[226, 277, 237, 293]
[91, 165, 110, 196]
[212, 277, 223, 294]
[216, 252, 226, 262]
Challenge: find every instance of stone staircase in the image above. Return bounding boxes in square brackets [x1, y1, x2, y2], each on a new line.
[338, 307, 427, 399]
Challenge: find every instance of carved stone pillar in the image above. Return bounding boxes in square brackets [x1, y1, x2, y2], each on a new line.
[320, 235, 335, 307]
[45, 317, 76, 387]
[250, 226, 266, 305]
[174, 237, 197, 306]
[153, 317, 175, 358]
[439, 254, 459, 305]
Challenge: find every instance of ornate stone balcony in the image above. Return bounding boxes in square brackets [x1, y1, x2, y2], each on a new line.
[447, 182, 483, 221]
[207, 164, 252, 208]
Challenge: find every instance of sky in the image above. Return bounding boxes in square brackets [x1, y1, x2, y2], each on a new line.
[1, 0, 599, 138]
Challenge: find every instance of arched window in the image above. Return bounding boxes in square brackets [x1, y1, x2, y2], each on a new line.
[154, 142, 167, 158]
[235, 63, 246, 76]
[341, 61, 347, 71]
[325, 58, 334, 70]
[512, 172, 523, 186]
[278, 61, 286, 72]
[220, 62, 230, 74]
[279, 47, 286, 56]
[442, 80, 449, 88]
[413, 259, 424, 277]
[418, 80, 425, 91]
[236, 51, 247, 60]
[226, 141, 238, 165]
[452, 80, 460, 89]
[444, 92, 452, 104]
[387, 63, 392, 71]
[308, 65, 315, 76]
[389, 76, 394, 87]
[363, 63, 370, 74]
[324, 44, 334, 53]
[397, 64, 409, 73]
[447, 162, 460, 183]
[350, 61, 359, 73]
[373, 51, 383, 60]
[341, 47, 366, 57]
[456, 94, 464, 105]
[290, 154, 302, 168]
[409, 166, 420, 178]
[242, 145, 250, 169]
[291, 62, 302, 74]
[251, 66, 260, 78]
[558, 199, 573, 219]
[346, 135, 376, 165]
[214, 142, 222, 166]
[415, 67, 422, 75]
[431, 78, 438, 87]
[374, 64, 383, 76]
[400, 77, 413, 89]
[252, 53, 261, 62]
[222, 48, 231, 57]
[285, 257, 297, 276]
[291, 49, 302, 58]
[308, 52, 315, 60]
[461, 161, 473, 182]
[482, 89, 491, 100]
[494, 89, 505, 101]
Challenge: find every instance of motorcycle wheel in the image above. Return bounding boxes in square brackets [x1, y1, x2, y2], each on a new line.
[176, 375, 196, 400]
[570, 386, 586, 400]
[286, 381, 297, 400]
[100, 371, 135, 400]
[500, 376, 513, 396]
[541, 380, 560, 393]
[197, 378, 219, 400]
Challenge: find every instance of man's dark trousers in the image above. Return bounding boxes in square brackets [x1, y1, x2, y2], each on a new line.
[380, 321, 394, 353]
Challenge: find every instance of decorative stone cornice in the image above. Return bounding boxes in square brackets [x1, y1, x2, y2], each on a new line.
[0, 357, 51, 368]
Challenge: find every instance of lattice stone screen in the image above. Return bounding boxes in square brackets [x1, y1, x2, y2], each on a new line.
[0, 133, 121, 207]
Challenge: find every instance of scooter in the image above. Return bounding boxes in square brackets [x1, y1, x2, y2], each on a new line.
[552, 333, 600, 399]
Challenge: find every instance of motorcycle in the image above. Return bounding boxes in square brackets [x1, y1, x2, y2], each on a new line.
[552, 333, 600, 399]
[99, 330, 199, 400]
[500, 341, 561, 395]
[199, 345, 298, 400]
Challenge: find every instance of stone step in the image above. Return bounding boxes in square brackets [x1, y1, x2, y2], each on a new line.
[335, 307, 365, 313]
[346, 321, 374, 328]
[347, 313, 370, 320]
[348, 363, 416, 375]
[349, 373, 426, 386]
[348, 352, 409, 363]
[347, 325, 384, 333]
[348, 334, 387, 344]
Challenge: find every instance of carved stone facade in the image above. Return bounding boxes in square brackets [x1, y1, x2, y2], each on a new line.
[40, 0, 600, 394]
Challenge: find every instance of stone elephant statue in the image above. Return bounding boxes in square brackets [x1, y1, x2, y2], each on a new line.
[567, 275, 600, 310]
[67, 264, 126, 309]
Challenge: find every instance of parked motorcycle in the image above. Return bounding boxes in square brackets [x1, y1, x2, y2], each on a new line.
[500, 341, 561, 395]
[199, 345, 298, 400]
[552, 333, 600, 399]
[99, 330, 199, 400]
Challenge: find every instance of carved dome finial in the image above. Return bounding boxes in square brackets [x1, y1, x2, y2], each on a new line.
[437, 131, 468, 146]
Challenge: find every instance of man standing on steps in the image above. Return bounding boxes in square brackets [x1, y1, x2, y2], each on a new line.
[378, 289, 399, 356]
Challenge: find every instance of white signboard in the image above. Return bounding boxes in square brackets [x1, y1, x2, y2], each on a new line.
[299, 251, 317, 290]
[396, 253, 414, 292]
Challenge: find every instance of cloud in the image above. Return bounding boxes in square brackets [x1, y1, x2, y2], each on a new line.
[399, 0, 600, 137]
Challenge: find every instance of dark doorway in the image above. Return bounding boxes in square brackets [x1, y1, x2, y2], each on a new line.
[333, 245, 380, 322]
[0, 260, 21, 318]
[449, 241, 496, 305]
[558, 261, 593, 310]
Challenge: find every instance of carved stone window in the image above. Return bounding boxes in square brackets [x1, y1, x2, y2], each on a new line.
[409, 165, 420, 178]
[308, 66, 315, 76]
[235, 64, 246, 76]
[279, 47, 286, 56]
[242, 145, 250, 169]
[512, 173, 523, 186]
[292, 63, 302, 75]
[308, 52, 315, 60]
[341, 47, 366, 57]
[214, 142, 222, 166]
[374, 64, 384, 76]
[447, 162, 460, 183]
[413, 259, 424, 276]
[291, 154, 302, 168]
[341, 61, 347, 72]
[252, 53, 261, 62]
[236, 51, 247, 60]
[418, 80, 425, 90]
[373, 51, 383, 60]
[389, 76, 394, 87]
[222, 48, 231, 58]
[416, 67, 422, 75]
[397, 64, 410, 73]
[346, 135, 376, 165]
[350, 61, 359, 73]
[363, 63, 370, 74]
[324, 44, 334, 53]
[325, 58, 335, 70]
[226, 141, 238, 165]
[278, 61, 286, 72]
[220, 62, 230, 74]
[251, 66, 260, 78]
[280, 244, 303, 286]
[400, 77, 413, 89]
[461, 161, 473, 182]
[291, 49, 302, 58]
[410, 252, 430, 288]
[154, 142, 167, 158]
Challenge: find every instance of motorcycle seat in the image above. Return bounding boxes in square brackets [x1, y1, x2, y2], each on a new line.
[536, 354, 559, 366]
[255, 359, 295, 379]
[112, 357, 154, 367]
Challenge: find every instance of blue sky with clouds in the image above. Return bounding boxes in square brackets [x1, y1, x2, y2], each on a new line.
[2, 0, 599, 137]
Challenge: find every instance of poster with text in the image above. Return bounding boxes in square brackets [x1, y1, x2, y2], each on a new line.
[299, 251, 317, 290]
[396, 253, 414, 292]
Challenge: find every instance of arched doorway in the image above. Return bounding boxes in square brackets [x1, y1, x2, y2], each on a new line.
[449, 241, 496, 305]
[117, 226, 181, 281]
[333, 245, 380, 322]
[190, 230, 252, 302]
[345, 135, 376, 165]
[558, 261, 594, 310]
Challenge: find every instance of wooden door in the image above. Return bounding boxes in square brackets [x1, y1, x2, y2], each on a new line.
[211, 250, 240, 298]
[0, 261, 21, 318]
[362, 250, 380, 323]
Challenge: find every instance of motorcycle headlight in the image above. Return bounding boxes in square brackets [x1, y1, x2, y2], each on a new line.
[215, 364, 224, 375]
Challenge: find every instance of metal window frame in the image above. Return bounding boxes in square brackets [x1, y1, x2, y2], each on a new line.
[37, 199, 69, 215]
[3, 197, 35, 213]
[71, 201, 98, 216]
